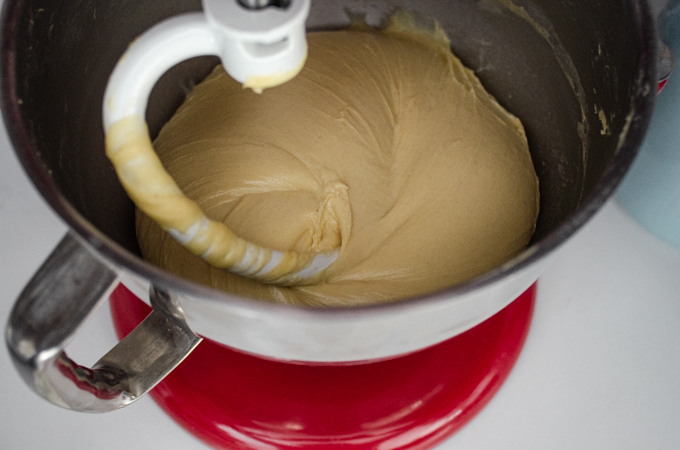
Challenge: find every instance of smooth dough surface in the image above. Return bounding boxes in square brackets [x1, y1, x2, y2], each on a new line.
[136, 23, 539, 307]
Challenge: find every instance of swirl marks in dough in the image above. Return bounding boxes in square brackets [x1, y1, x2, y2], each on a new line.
[135, 23, 539, 306]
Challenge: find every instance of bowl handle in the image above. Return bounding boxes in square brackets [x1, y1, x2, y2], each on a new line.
[5, 231, 202, 413]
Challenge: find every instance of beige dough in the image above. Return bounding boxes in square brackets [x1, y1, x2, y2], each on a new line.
[135, 19, 539, 307]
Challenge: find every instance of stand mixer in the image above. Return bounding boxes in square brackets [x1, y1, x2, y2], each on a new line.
[1, 0, 661, 448]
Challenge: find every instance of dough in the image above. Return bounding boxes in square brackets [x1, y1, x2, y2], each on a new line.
[135, 18, 539, 306]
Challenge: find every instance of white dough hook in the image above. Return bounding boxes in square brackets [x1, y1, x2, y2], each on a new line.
[104, 0, 310, 129]
[103, 0, 340, 286]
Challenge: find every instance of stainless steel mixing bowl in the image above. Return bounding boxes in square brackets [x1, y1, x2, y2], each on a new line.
[1, 0, 657, 412]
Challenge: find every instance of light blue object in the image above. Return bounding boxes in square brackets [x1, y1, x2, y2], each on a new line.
[616, 1, 680, 248]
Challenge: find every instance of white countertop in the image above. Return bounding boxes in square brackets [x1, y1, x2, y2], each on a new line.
[1, 113, 680, 448]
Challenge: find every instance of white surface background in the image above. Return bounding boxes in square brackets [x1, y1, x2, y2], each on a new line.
[2, 0, 680, 447]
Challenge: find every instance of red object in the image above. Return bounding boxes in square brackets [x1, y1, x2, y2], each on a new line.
[110, 283, 535, 450]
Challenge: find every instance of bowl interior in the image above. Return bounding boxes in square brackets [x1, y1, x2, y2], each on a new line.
[1, 0, 655, 295]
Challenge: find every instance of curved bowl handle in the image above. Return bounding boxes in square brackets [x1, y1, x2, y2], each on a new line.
[5, 232, 202, 413]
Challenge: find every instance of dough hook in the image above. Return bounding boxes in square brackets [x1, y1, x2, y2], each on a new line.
[103, 0, 339, 286]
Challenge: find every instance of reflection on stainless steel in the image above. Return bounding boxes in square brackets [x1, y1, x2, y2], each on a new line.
[658, 40, 675, 83]
[237, 0, 290, 10]
[5, 232, 202, 413]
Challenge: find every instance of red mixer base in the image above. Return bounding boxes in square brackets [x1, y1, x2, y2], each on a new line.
[110, 284, 535, 450]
